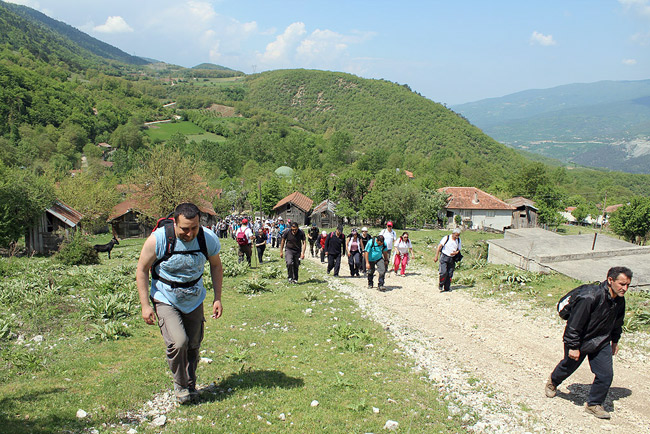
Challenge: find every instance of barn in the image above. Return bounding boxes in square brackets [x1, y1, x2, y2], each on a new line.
[25, 201, 83, 254]
[273, 192, 313, 226]
[310, 199, 342, 229]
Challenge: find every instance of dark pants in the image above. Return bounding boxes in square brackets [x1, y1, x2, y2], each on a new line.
[550, 343, 614, 406]
[153, 301, 204, 390]
[238, 244, 252, 265]
[327, 253, 342, 276]
[320, 246, 326, 263]
[438, 254, 455, 291]
[348, 251, 362, 276]
[256, 245, 266, 263]
[309, 240, 317, 256]
[272, 237, 278, 248]
[367, 259, 386, 287]
[285, 249, 300, 281]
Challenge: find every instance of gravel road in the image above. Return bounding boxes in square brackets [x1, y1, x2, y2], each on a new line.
[308, 255, 650, 434]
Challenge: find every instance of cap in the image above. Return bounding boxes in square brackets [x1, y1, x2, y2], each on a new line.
[453, 228, 461, 234]
[322, 231, 327, 236]
[387, 221, 393, 227]
[351, 228, 358, 234]
[361, 227, 368, 232]
[242, 218, 248, 224]
[312, 223, 317, 227]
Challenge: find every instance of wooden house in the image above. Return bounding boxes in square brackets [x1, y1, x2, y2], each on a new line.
[505, 197, 538, 229]
[25, 201, 83, 254]
[273, 192, 313, 226]
[108, 199, 153, 239]
[310, 199, 341, 229]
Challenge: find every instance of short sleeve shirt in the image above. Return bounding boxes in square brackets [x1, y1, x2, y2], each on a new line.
[282, 228, 306, 252]
[365, 238, 387, 262]
[151, 227, 221, 313]
[439, 235, 460, 257]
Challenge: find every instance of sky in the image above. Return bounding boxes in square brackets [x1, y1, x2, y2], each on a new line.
[6, 0, 650, 105]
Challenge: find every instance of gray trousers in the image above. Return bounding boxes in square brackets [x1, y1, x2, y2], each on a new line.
[439, 254, 455, 291]
[367, 258, 386, 287]
[153, 301, 205, 389]
[285, 249, 301, 281]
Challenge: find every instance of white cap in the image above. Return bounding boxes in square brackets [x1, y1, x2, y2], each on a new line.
[322, 231, 327, 236]
[361, 227, 368, 232]
[453, 228, 461, 234]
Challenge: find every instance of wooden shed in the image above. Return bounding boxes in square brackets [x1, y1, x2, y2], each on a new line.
[310, 199, 342, 229]
[505, 196, 538, 229]
[25, 201, 83, 254]
[108, 199, 153, 239]
[273, 192, 313, 226]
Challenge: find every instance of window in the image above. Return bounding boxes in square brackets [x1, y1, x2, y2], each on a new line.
[486, 210, 495, 218]
[461, 210, 472, 218]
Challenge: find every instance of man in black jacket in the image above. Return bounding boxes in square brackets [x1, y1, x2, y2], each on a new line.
[545, 266, 632, 419]
[324, 225, 346, 277]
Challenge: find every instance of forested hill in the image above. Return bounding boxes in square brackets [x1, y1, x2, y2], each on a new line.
[0, 0, 148, 68]
[245, 69, 525, 187]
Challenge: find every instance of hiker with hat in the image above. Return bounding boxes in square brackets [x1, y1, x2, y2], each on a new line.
[317, 230, 328, 263]
[379, 221, 398, 271]
[235, 218, 253, 266]
[434, 228, 462, 292]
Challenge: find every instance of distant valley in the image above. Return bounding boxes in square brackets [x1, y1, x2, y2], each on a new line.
[452, 80, 650, 174]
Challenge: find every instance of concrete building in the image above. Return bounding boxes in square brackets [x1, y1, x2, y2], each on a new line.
[487, 228, 649, 288]
[439, 187, 514, 232]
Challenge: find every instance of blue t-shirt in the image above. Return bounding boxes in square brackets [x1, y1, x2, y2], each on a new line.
[365, 238, 387, 262]
[151, 227, 221, 313]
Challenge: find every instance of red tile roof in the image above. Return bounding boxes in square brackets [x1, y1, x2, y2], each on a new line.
[108, 199, 143, 221]
[439, 187, 514, 211]
[273, 191, 313, 212]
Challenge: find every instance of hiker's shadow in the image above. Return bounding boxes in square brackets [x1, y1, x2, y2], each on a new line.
[381, 285, 401, 292]
[198, 369, 304, 403]
[558, 384, 632, 412]
[299, 278, 326, 285]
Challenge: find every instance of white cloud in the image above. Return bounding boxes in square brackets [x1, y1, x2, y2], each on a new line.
[622, 58, 638, 65]
[530, 31, 556, 46]
[94, 16, 133, 33]
[187, 0, 216, 22]
[631, 31, 650, 45]
[619, 0, 650, 17]
[261, 22, 307, 63]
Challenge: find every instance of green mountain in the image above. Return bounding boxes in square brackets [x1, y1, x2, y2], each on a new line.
[0, 0, 148, 68]
[244, 69, 525, 188]
[192, 63, 236, 71]
[452, 80, 650, 174]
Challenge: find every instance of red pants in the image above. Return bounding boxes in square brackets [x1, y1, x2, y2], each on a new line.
[394, 252, 409, 275]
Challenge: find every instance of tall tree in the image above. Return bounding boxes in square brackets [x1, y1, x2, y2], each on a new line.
[609, 197, 650, 244]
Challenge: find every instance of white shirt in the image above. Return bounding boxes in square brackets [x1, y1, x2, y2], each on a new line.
[379, 228, 397, 250]
[439, 235, 460, 257]
[394, 239, 412, 254]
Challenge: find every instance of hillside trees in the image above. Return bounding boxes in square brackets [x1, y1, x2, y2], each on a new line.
[609, 197, 650, 244]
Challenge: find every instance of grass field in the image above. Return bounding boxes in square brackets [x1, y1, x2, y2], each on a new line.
[144, 121, 226, 143]
[0, 235, 467, 433]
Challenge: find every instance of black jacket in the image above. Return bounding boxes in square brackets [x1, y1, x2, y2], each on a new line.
[563, 280, 625, 353]
[325, 232, 346, 256]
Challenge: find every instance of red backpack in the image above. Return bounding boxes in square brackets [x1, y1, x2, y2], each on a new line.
[236, 227, 249, 246]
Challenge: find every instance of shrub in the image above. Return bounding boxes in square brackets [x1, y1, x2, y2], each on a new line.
[56, 233, 99, 265]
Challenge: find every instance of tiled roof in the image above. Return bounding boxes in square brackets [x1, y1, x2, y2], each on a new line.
[605, 204, 624, 213]
[108, 199, 142, 221]
[439, 187, 514, 211]
[47, 201, 83, 227]
[273, 191, 313, 212]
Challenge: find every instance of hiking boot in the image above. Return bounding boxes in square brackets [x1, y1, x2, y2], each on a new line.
[585, 404, 610, 419]
[189, 387, 200, 403]
[378, 285, 385, 292]
[368, 283, 373, 289]
[174, 385, 192, 405]
[544, 377, 556, 398]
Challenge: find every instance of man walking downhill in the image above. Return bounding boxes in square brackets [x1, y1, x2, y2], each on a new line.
[434, 228, 461, 292]
[379, 221, 397, 271]
[325, 225, 346, 277]
[136, 203, 223, 404]
[280, 222, 306, 283]
[545, 266, 632, 420]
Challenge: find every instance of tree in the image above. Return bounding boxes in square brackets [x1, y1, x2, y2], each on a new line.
[130, 146, 205, 218]
[609, 197, 650, 244]
[0, 164, 55, 247]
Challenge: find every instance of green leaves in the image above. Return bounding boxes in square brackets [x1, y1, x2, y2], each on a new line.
[609, 197, 650, 244]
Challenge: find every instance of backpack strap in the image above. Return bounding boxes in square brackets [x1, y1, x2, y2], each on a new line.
[151, 226, 209, 288]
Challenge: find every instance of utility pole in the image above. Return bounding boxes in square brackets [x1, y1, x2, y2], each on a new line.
[592, 192, 607, 250]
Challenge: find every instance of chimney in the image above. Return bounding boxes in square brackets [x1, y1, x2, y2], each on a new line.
[472, 191, 479, 204]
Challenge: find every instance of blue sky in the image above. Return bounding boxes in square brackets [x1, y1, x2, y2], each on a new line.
[7, 0, 650, 104]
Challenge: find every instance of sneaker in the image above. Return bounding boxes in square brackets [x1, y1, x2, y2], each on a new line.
[174, 385, 192, 405]
[544, 377, 556, 398]
[378, 286, 385, 292]
[368, 284, 373, 289]
[585, 404, 610, 419]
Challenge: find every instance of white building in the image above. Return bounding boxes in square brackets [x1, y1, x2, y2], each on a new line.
[439, 187, 515, 232]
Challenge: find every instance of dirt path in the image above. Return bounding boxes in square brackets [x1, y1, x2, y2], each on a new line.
[306, 256, 650, 433]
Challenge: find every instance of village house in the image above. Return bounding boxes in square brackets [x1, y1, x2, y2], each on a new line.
[310, 199, 342, 229]
[25, 201, 83, 254]
[439, 187, 515, 232]
[505, 196, 538, 229]
[273, 192, 313, 226]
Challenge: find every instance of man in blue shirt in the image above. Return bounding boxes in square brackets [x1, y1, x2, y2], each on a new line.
[136, 203, 223, 404]
[364, 234, 389, 291]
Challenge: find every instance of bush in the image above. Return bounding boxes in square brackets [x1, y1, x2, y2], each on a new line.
[56, 233, 99, 265]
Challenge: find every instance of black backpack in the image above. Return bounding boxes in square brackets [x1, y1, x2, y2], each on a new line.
[151, 216, 209, 288]
[557, 283, 591, 320]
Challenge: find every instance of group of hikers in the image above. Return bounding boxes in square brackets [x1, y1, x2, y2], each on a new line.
[136, 202, 633, 422]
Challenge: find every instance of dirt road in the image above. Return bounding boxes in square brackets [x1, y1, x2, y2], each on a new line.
[307, 255, 650, 433]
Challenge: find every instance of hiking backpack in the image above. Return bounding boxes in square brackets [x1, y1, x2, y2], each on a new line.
[151, 216, 209, 288]
[235, 227, 249, 246]
[557, 283, 591, 320]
